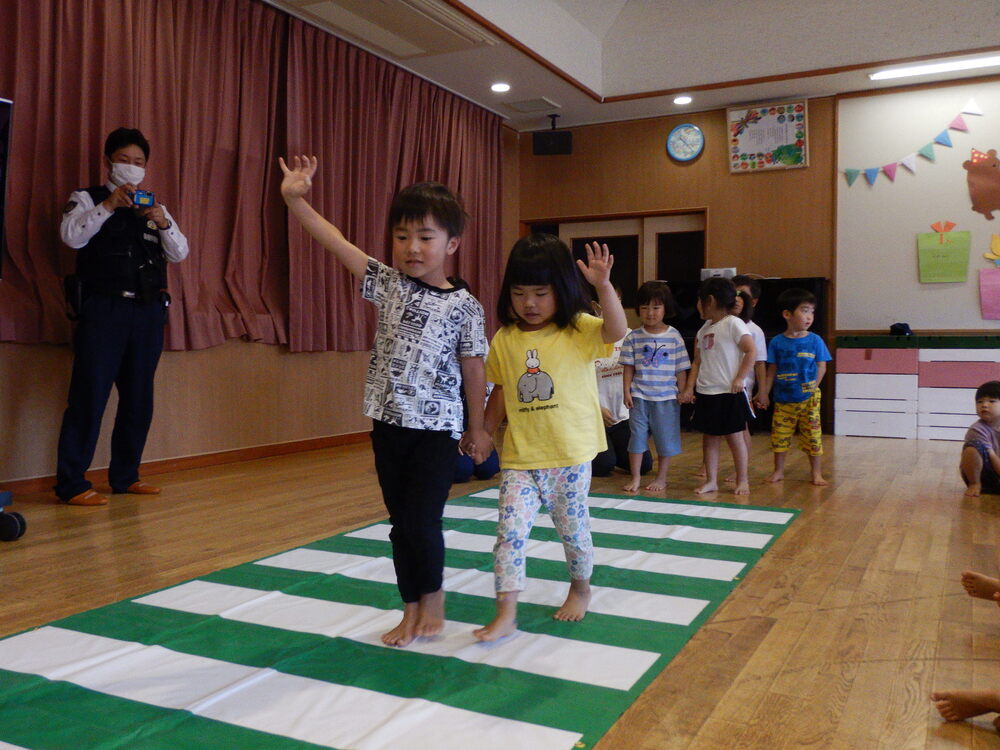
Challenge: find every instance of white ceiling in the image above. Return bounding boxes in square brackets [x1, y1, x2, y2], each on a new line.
[266, 0, 1000, 131]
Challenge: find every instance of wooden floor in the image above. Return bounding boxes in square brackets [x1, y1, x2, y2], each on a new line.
[4, 433, 1000, 749]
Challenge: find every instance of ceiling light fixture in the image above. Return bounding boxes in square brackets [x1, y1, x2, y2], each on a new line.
[491, 82, 511, 93]
[673, 95, 692, 105]
[869, 55, 1000, 81]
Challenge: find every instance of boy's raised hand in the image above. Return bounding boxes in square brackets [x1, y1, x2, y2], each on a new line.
[279, 155, 318, 201]
[577, 242, 615, 287]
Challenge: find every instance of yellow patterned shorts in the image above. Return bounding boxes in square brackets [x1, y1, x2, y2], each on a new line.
[770, 390, 823, 455]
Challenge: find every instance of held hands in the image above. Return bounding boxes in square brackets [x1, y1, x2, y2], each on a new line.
[278, 155, 318, 202]
[754, 393, 770, 410]
[577, 242, 614, 288]
[678, 389, 695, 404]
[460, 428, 493, 466]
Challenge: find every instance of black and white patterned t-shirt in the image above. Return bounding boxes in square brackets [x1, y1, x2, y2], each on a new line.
[361, 259, 487, 439]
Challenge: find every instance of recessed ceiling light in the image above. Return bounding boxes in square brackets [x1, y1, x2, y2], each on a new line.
[869, 55, 1000, 81]
[491, 82, 511, 93]
[673, 95, 692, 105]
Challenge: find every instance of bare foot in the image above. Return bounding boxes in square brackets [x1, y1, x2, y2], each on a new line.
[694, 466, 707, 479]
[695, 481, 719, 495]
[734, 481, 750, 495]
[811, 475, 829, 486]
[724, 473, 736, 483]
[966, 483, 982, 497]
[414, 589, 445, 638]
[473, 613, 518, 642]
[554, 579, 591, 622]
[474, 593, 518, 642]
[622, 479, 641, 494]
[961, 571, 1000, 600]
[930, 689, 1000, 721]
[382, 602, 419, 647]
[766, 471, 784, 483]
[645, 479, 666, 492]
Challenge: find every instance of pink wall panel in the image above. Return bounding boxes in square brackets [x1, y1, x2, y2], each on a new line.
[918, 361, 1000, 388]
[836, 348, 919, 374]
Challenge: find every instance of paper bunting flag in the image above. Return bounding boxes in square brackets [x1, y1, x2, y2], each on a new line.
[963, 98, 983, 116]
[949, 114, 969, 132]
[843, 105, 983, 186]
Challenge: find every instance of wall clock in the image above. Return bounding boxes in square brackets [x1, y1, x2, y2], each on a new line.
[666, 123, 704, 162]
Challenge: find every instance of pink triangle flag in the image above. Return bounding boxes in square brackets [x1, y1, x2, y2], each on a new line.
[900, 154, 917, 173]
[883, 163, 898, 182]
[949, 114, 969, 132]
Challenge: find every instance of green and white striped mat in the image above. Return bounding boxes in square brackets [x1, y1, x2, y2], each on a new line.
[0, 489, 796, 749]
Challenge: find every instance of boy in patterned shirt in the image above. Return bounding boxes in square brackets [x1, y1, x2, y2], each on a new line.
[280, 155, 490, 647]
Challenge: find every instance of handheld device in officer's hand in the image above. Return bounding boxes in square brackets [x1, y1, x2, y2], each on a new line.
[132, 190, 155, 208]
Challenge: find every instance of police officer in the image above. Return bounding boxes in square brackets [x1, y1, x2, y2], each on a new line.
[55, 128, 189, 505]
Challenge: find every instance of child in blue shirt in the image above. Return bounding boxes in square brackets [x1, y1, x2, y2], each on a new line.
[620, 281, 690, 493]
[757, 288, 831, 486]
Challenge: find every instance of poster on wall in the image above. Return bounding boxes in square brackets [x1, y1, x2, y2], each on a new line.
[917, 223, 970, 283]
[727, 100, 807, 173]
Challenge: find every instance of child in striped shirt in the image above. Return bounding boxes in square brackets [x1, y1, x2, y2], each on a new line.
[621, 281, 691, 493]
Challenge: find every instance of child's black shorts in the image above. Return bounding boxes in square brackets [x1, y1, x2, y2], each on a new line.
[691, 391, 753, 436]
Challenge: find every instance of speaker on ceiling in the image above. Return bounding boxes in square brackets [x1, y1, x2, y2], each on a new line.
[532, 130, 572, 155]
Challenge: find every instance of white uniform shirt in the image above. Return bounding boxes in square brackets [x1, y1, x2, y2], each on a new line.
[60, 182, 189, 262]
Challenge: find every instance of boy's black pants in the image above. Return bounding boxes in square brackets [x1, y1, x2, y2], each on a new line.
[370, 420, 458, 603]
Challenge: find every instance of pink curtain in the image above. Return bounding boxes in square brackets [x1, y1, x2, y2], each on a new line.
[284, 19, 502, 351]
[0, 0, 502, 351]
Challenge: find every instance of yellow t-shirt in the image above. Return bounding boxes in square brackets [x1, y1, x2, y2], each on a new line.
[487, 314, 608, 470]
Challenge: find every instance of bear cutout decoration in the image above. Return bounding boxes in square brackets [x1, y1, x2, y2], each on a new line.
[964, 148, 1000, 220]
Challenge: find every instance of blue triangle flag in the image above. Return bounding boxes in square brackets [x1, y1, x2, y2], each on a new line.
[864, 167, 880, 185]
[934, 130, 952, 147]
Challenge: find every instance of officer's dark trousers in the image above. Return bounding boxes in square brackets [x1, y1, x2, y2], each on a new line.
[55, 295, 164, 500]
[370, 419, 458, 603]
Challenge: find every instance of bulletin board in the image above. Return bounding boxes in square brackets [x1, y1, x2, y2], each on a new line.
[836, 81, 1000, 330]
[727, 100, 808, 173]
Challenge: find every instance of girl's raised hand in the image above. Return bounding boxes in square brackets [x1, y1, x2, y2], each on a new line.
[278, 155, 318, 201]
[578, 242, 615, 287]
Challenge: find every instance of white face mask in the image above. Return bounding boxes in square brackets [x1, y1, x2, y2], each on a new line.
[109, 161, 145, 187]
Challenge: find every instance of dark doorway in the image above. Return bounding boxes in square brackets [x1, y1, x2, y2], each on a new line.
[656, 231, 705, 284]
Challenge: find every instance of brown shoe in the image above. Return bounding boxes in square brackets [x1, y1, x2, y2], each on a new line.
[65, 489, 109, 506]
[124, 481, 161, 495]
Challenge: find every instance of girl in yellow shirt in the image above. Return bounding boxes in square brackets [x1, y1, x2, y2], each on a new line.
[474, 234, 628, 641]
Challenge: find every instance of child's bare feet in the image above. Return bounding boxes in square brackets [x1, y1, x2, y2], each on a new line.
[965, 483, 982, 497]
[554, 579, 591, 622]
[766, 471, 784, 483]
[734, 480, 750, 495]
[474, 593, 518, 642]
[695, 481, 718, 495]
[811, 474, 828, 486]
[694, 466, 707, 479]
[961, 570, 1000, 600]
[622, 478, 641, 494]
[645, 478, 666, 492]
[382, 602, 419, 647]
[930, 689, 1000, 721]
[414, 589, 445, 638]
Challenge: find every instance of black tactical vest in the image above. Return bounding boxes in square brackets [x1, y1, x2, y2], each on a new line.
[75, 185, 167, 300]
